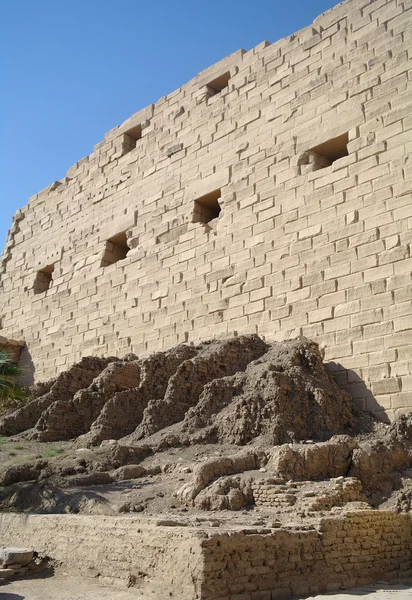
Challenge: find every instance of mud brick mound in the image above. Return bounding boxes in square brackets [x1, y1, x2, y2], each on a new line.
[1, 335, 412, 520]
[0, 335, 354, 446]
[0, 356, 113, 437]
[176, 337, 354, 446]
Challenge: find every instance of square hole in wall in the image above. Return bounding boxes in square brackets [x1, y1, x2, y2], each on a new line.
[311, 133, 349, 162]
[192, 189, 222, 225]
[206, 72, 231, 98]
[101, 232, 130, 267]
[299, 132, 349, 173]
[33, 264, 54, 294]
[121, 125, 142, 155]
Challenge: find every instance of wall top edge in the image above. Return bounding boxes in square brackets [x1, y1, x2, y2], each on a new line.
[20, 0, 357, 208]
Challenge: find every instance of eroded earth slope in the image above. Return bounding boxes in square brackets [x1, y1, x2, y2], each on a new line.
[0, 335, 411, 522]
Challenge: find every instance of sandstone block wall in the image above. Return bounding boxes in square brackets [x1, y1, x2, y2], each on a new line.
[0, 511, 410, 599]
[0, 0, 411, 420]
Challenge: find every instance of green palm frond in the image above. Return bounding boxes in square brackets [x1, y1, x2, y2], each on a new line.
[0, 362, 23, 378]
[0, 350, 27, 401]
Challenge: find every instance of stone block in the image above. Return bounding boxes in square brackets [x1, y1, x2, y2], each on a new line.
[0, 547, 33, 567]
[0, 568, 16, 579]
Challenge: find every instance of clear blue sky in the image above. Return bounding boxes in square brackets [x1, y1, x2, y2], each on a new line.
[0, 0, 338, 250]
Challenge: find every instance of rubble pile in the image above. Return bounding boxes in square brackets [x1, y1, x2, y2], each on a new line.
[0, 335, 410, 521]
[0, 547, 47, 580]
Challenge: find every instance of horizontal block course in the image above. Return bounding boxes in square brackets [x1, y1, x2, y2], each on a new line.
[0, 0, 411, 422]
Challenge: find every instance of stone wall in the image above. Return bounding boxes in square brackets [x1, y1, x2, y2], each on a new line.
[0, 510, 411, 599]
[201, 510, 412, 599]
[0, 0, 411, 420]
[0, 514, 204, 599]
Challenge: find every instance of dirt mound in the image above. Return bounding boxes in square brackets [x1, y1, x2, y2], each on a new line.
[176, 338, 354, 446]
[0, 356, 113, 437]
[132, 335, 269, 440]
[0, 336, 354, 447]
[0, 334, 411, 520]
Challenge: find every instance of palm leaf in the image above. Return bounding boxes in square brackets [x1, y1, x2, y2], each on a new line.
[0, 349, 27, 401]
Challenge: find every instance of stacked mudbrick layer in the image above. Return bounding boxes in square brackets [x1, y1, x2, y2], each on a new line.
[0, 510, 411, 599]
[0, 0, 411, 421]
[200, 510, 412, 599]
[251, 477, 364, 511]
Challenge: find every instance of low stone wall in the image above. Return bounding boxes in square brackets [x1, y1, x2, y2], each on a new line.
[0, 510, 410, 599]
[0, 514, 204, 599]
[201, 511, 412, 599]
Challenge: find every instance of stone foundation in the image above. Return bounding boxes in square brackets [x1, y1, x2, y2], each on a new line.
[0, 510, 410, 599]
[0, 514, 204, 598]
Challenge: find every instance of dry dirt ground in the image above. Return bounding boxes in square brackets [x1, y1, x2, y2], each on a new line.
[0, 574, 411, 600]
[0, 570, 172, 600]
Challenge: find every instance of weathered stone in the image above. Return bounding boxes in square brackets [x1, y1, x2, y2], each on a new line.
[0, 547, 33, 567]
[0, 0, 410, 424]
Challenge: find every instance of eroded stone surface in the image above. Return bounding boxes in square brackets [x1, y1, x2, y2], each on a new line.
[0, 547, 33, 567]
[0, 337, 410, 524]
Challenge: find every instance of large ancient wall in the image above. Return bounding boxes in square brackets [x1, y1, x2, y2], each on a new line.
[0, 510, 411, 599]
[0, 0, 411, 421]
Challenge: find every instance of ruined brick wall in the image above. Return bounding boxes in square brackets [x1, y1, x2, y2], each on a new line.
[0, 514, 205, 599]
[0, 0, 411, 421]
[0, 511, 411, 599]
[200, 510, 412, 599]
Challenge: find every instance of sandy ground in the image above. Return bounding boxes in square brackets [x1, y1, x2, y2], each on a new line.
[0, 572, 170, 600]
[311, 585, 412, 599]
[0, 574, 411, 600]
